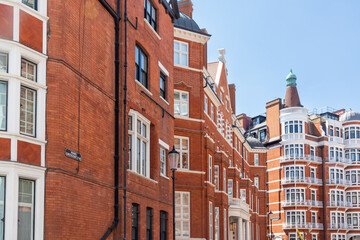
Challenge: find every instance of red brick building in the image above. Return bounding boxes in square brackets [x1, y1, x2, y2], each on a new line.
[244, 70, 360, 240]
[0, 0, 180, 239]
[173, 2, 268, 239]
[0, 0, 269, 239]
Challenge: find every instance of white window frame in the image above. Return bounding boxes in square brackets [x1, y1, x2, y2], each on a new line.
[228, 179, 233, 198]
[214, 207, 219, 240]
[254, 154, 259, 166]
[21, 58, 37, 82]
[0, 52, 8, 73]
[210, 103, 214, 121]
[175, 191, 190, 238]
[0, 81, 7, 131]
[20, 86, 36, 137]
[224, 209, 227, 240]
[223, 168, 227, 193]
[209, 202, 213, 240]
[160, 147, 166, 176]
[284, 120, 303, 134]
[174, 90, 189, 117]
[285, 188, 306, 203]
[128, 110, 151, 177]
[175, 136, 190, 170]
[174, 40, 189, 67]
[0, 161, 45, 240]
[254, 177, 259, 188]
[204, 95, 208, 114]
[285, 211, 306, 225]
[240, 189, 246, 202]
[208, 155, 213, 183]
[284, 166, 305, 180]
[214, 165, 219, 190]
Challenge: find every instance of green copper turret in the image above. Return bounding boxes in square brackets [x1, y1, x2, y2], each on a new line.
[286, 69, 297, 87]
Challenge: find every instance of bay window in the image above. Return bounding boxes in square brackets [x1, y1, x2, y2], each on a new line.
[347, 212, 360, 228]
[285, 188, 305, 203]
[286, 211, 306, 225]
[329, 168, 344, 184]
[331, 211, 345, 228]
[128, 110, 150, 177]
[175, 192, 190, 237]
[284, 120, 303, 134]
[284, 144, 304, 159]
[174, 136, 189, 169]
[347, 191, 360, 207]
[345, 149, 360, 163]
[174, 90, 189, 117]
[0, 82, 7, 131]
[329, 147, 343, 162]
[331, 234, 346, 240]
[284, 166, 305, 180]
[20, 86, 36, 137]
[174, 41, 188, 67]
[329, 190, 345, 206]
[344, 126, 360, 139]
[0, 53, 8, 73]
[18, 179, 35, 240]
[21, 58, 37, 82]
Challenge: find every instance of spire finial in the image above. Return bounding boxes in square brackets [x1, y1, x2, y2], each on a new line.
[290, 68, 293, 73]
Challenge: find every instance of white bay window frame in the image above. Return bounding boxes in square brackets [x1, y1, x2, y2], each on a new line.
[0, 161, 45, 240]
[128, 109, 150, 178]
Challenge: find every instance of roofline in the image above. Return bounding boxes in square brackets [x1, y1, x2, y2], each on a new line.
[174, 25, 212, 37]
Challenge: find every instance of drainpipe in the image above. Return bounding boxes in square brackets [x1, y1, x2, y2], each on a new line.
[320, 146, 326, 240]
[123, 0, 129, 239]
[98, 0, 120, 239]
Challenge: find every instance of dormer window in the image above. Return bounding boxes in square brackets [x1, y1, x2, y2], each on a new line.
[144, 0, 157, 31]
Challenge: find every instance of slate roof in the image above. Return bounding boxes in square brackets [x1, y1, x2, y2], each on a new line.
[340, 110, 360, 122]
[246, 136, 266, 149]
[174, 12, 210, 35]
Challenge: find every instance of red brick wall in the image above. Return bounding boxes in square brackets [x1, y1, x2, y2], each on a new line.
[19, 10, 42, 52]
[0, 4, 13, 40]
[0, 138, 11, 160]
[17, 140, 41, 165]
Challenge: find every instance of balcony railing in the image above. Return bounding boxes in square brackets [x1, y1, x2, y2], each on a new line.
[282, 133, 306, 141]
[281, 177, 307, 184]
[307, 177, 323, 185]
[280, 155, 322, 163]
[327, 179, 351, 185]
[282, 200, 323, 207]
[325, 157, 351, 164]
[283, 222, 323, 229]
[328, 136, 344, 144]
[228, 197, 249, 212]
[328, 223, 349, 230]
[327, 201, 352, 208]
[344, 139, 360, 146]
[281, 177, 322, 185]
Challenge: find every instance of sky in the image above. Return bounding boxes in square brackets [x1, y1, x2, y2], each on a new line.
[191, 0, 360, 117]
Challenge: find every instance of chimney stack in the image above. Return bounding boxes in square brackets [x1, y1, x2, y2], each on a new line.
[178, 0, 193, 18]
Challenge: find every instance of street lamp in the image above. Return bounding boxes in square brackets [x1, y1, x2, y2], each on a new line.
[269, 211, 273, 240]
[168, 145, 180, 240]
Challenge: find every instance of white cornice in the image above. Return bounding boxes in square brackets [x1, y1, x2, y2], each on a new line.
[174, 27, 210, 44]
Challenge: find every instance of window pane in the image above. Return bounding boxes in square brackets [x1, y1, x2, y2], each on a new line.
[0, 53, 7, 73]
[174, 42, 180, 51]
[181, 53, 188, 66]
[18, 179, 34, 240]
[20, 87, 36, 136]
[0, 82, 7, 131]
[22, 0, 37, 10]
[21, 59, 37, 82]
[181, 43, 188, 52]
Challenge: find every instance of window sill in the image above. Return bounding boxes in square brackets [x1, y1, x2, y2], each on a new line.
[143, 18, 161, 41]
[0, 73, 47, 90]
[174, 64, 202, 72]
[127, 169, 158, 183]
[160, 174, 169, 180]
[135, 80, 152, 96]
[160, 96, 169, 105]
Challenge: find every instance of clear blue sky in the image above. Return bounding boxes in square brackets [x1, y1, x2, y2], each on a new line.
[191, 0, 360, 117]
